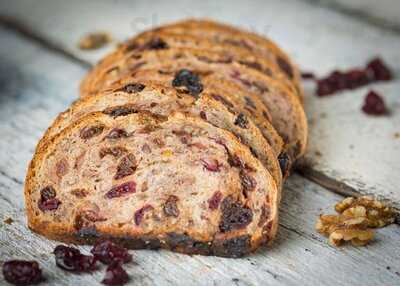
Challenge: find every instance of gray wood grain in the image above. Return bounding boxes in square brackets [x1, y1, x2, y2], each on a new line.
[0, 0, 399, 207]
[0, 26, 399, 286]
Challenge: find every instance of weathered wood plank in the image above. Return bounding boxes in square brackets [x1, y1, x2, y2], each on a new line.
[1, 0, 399, 207]
[0, 26, 399, 286]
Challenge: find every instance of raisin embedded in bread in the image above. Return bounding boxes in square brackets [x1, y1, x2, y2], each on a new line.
[25, 111, 279, 257]
[80, 48, 306, 159]
[36, 82, 282, 190]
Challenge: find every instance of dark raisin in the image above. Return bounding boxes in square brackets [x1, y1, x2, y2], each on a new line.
[301, 72, 316, 79]
[40, 186, 56, 201]
[277, 56, 294, 79]
[91, 240, 132, 265]
[74, 207, 106, 231]
[80, 125, 104, 139]
[103, 106, 138, 118]
[219, 196, 253, 232]
[106, 128, 129, 139]
[208, 191, 223, 210]
[53, 245, 97, 272]
[114, 154, 137, 180]
[366, 57, 392, 81]
[134, 204, 153, 226]
[317, 69, 370, 96]
[362, 90, 389, 115]
[172, 69, 203, 97]
[210, 93, 234, 108]
[114, 83, 145, 93]
[278, 152, 291, 179]
[105, 181, 136, 199]
[102, 260, 129, 285]
[200, 111, 207, 120]
[38, 186, 61, 212]
[234, 113, 249, 128]
[201, 158, 221, 172]
[163, 195, 180, 217]
[143, 37, 168, 50]
[227, 154, 245, 168]
[240, 170, 257, 195]
[99, 147, 127, 158]
[244, 96, 256, 109]
[2, 260, 43, 285]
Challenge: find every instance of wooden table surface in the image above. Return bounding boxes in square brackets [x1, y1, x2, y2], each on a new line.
[0, 1, 399, 285]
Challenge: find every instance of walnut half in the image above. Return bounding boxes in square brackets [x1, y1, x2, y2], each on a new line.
[316, 196, 395, 247]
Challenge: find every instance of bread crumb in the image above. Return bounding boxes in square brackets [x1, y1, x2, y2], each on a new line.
[394, 132, 400, 139]
[78, 32, 112, 50]
[4, 217, 14, 225]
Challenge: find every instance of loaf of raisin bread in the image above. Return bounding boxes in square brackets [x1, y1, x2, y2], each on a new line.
[37, 82, 282, 189]
[25, 111, 279, 257]
[80, 48, 306, 159]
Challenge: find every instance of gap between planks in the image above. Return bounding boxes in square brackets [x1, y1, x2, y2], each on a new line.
[0, 15, 399, 223]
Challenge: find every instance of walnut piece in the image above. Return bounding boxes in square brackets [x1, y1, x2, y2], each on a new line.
[316, 196, 395, 247]
[335, 196, 395, 228]
[78, 32, 112, 50]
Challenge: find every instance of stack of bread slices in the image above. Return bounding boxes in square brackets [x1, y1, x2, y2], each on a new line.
[25, 19, 307, 257]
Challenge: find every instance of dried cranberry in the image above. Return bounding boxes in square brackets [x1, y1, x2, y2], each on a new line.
[103, 106, 138, 118]
[134, 204, 153, 226]
[172, 69, 203, 97]
[99, 147, 127, 158]
[366, 57, 392, 81]
[208, 191, 223, 210]
[38, 198, 61, 212]
[114, 83, 145, 93]
[219, 196, 253, 232]
[234, 113, 249, 129]
[91, 240, 132, 265]
[106, 128, 129, 139]
[163, 195, 180, 217]
[2, 260, 43, 285]
[53, 245, 96, 272]
[102, 260, 129, 285]
[114, 154, 137, 180]
[277, 56, 294, 79]
[143, 37, 168, 50]
[362, 90, 389, 115]
[80, 125, 104, 139]
[105, 181, 136, 199]
[201, 158, 221, 172]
